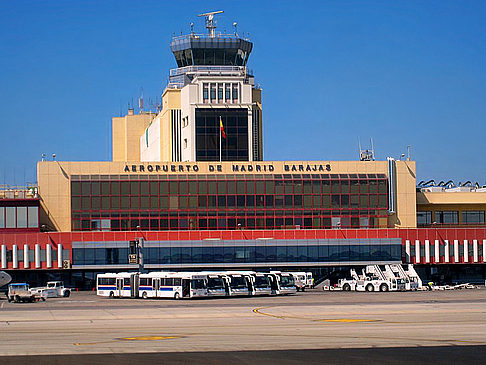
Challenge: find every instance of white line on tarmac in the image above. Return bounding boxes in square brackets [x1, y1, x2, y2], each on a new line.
[0, 302, 4, 309]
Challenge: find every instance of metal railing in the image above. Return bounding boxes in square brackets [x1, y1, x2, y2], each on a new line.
[171, 33, 248, 42]
[169, 65, 247, 77]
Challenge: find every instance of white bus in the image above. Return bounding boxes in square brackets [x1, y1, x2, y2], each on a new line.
[271, 271, 297, 295]
[206, 274, 230, 297]
[97, 272, 139, 298]
[252, 272, 278, 296]
[139, 272, 208, 299]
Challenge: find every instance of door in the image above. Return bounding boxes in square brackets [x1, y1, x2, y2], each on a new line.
[152, 278, 160, 297]
[182, 279, 190, 298]
[246, 276, 254, 296]
[116, 278, 124, 297]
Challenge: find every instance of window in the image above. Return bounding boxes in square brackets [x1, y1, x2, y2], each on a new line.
[202, 83, 209, 101]
[218, 83, 223, 101]
[232, 83, 238, 101]
[210, 83, 216, 100]
[225, 84, 231, 101]
[435, 211, 458, 224]
[5, 207, 15, 228]
[16, 207, 27, 228]
[417, 211, 432, 226]
[462, 211, 485, 225]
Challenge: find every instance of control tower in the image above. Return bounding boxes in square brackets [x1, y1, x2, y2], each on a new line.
[139, 11, 263, 163]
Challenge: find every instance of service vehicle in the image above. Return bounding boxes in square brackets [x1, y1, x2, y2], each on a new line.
[30, 281, 71, 298]
[289, 272, 314, 291]
[339, 265, 413, 292]
[6, 283, 46, 303]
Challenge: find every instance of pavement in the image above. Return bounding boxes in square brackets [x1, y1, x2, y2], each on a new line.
[1, 289, 486, 364]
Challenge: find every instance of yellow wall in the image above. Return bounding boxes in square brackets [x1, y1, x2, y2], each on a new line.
[112, 112, 154, 161]
[37, 160, 417, 232]
[417, 191, 486, 224]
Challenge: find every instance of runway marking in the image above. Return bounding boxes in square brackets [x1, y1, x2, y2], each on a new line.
[75, 335, 181, 346]
[75, 340, 118, 346]
[253, 307, 378, 323]
[121, 336, 181, 341]
[314, 319, 378, 323]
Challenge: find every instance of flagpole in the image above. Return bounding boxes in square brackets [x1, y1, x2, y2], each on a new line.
[219, 117, 222, 162]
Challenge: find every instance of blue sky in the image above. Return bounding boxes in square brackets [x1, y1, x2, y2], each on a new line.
[0, 0, 485, 186]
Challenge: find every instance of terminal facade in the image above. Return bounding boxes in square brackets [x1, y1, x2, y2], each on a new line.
[1, 13, 486, 288]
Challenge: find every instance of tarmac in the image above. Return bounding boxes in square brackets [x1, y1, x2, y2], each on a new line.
[1, 289, 486, 364]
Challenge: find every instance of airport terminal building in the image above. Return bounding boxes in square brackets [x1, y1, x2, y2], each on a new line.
[1, 14, 486, 288]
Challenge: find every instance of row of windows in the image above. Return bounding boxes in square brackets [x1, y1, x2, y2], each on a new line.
[71, 173, 387, 181]
[72, 215, 382, 231]
[72, 194, 388, 211]
[71, 179, 388, 196]
[202, 83, 239, 103]
[73, 244, 401, 265]
[0, 206, 39, 229]
[417, 211, 485, 226]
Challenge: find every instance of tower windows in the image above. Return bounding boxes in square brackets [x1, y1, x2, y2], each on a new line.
[203, 83, 209, 102]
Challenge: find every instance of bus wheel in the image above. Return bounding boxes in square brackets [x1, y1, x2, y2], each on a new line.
[174, 292, 180, 300]
[109, 291, 114, 298]
[342, 284, 351, 291]
[380, 284, 389, 292]
[142, 292, 148, 299]
[365, 284, 374, 292]
[63, 291, 70, 298]
[296, 287, 300, 292]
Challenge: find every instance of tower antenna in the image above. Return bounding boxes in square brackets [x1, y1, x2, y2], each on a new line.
[198, 10, 224, 38]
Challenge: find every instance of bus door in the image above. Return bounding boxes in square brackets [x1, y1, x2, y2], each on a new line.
[269, 274, 279, 294]
[130, 274, 138, 298]
[182, 279, 190, 298]
[223, 276, 231, 296]
[152, 278, 160, 297]
[116, 278, 124, 297]
[245, 275, 255, 296]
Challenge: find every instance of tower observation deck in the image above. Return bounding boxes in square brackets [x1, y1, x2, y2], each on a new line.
[170, 11, 253, 67]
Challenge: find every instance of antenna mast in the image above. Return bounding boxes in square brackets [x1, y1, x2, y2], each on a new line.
[198, 10, 224, 38]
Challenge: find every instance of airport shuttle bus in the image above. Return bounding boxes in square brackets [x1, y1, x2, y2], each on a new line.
[139, 272, 208, 299]
[206, 274, 230, 297]
[271, 271, 297, 295]
[226, 273, 255, 296]
[97, 272, 139, 298]
[252, 273, 278, 295]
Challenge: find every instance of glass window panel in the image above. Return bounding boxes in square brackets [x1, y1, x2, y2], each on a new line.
[27, 206, 39, 228]
[6, 207, 15, 228]
[16, 207, 27, 228]
[0, 207, 4, 228]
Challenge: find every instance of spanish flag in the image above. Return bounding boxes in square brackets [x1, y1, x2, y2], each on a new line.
[220, 117, 226, 139]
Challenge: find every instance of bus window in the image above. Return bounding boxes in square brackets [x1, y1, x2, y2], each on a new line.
[174, 278, 181, 286]
[191, 279, 206, 290]
[165, 278, 174, 286]
[207, 278, 224, 289]
[99, 277, 115, 286]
